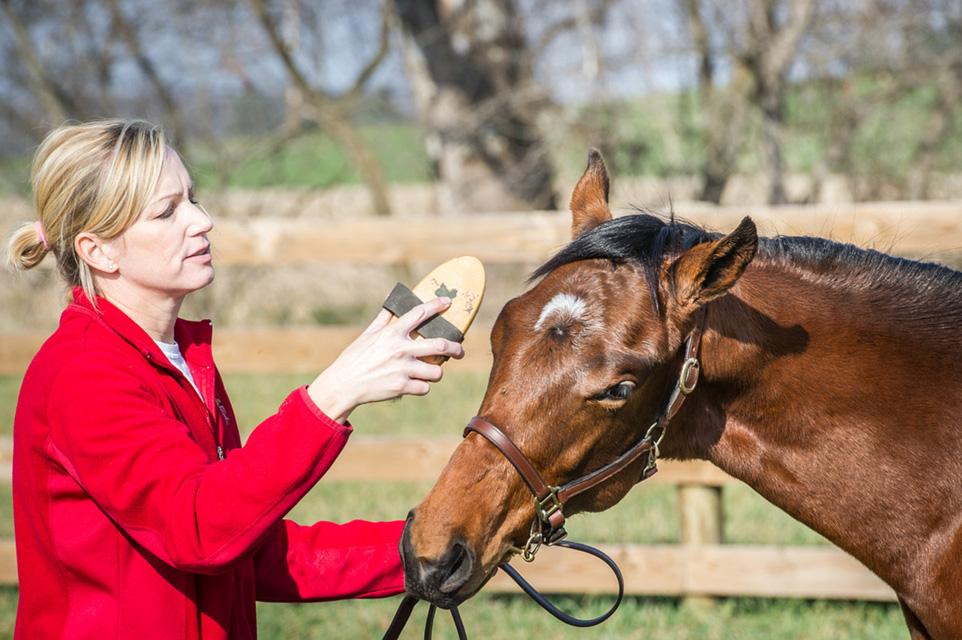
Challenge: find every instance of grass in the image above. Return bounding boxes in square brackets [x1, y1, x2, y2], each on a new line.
[173, 124, 434, 191]
[0, 371, 906, 637]
[251, 596, 907, 639]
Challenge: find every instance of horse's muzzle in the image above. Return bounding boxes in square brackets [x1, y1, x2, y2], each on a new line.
[401, 513, 476, 608]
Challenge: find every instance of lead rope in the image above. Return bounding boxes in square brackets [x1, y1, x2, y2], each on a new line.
[381, 540, 624, 639]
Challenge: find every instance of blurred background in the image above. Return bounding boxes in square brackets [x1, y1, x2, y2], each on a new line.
[1, 0, 961, 637]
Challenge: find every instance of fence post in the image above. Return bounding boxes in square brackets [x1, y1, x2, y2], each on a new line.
[679, 484, 723, 606]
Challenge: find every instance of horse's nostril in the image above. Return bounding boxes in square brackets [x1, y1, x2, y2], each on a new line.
[438, 541, 473, 594]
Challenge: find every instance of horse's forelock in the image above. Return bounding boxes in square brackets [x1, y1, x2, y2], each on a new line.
[529, 213, 716, 314]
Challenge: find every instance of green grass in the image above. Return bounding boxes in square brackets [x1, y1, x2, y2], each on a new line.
[0, 377, 19, 438]
[0, 371, 904, 637]
[251, 595, 907, 639]
[187, 124, 434, 190]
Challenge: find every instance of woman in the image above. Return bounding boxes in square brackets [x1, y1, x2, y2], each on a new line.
[6, 120, 463, 639]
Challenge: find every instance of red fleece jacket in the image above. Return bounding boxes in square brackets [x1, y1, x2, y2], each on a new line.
[12, 289, 404, 639]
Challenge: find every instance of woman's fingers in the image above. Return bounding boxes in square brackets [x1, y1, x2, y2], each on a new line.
[404, 379, 431, 396]
[395, 297, 451, 336]
[407, 360, 444, 383]
[406, 337, 464, 360]
[363, 308, 393, 334]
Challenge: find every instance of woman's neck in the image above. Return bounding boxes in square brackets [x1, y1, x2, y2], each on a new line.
[99, 283, 183, 343]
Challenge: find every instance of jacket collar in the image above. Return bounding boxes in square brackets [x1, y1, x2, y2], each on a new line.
[69, 287, 215, 372]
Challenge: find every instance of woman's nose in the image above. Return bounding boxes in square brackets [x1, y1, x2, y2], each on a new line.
[191, 202, 214, 234]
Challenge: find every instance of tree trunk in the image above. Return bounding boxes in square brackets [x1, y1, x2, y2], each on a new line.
[316, 104, 393, 216]
[760, 89, 787, 204]
[394, 0, 556, 213]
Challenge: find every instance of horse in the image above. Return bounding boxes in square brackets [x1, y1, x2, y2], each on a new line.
[399, 150, 962, 639]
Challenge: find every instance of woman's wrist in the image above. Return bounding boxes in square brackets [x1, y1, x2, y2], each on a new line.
[306, 375, 356, 424]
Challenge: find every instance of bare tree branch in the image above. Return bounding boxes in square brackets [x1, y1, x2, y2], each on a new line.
[534, 0, 615, 52]
[341, 0, 393, 104]
[249, 0, 317, 99]
[104, 0, 189, 148]
[0, 0, 77, 123]
[763, 0, 816, 86]
[249, 0, 393, 215]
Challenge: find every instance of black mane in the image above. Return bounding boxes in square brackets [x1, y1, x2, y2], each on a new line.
[530, 212, 962, 316]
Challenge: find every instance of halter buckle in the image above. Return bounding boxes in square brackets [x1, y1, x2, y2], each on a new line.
[534, 486, 563, 524]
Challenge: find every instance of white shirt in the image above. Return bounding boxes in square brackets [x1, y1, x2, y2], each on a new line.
[154, 339, 203, 401]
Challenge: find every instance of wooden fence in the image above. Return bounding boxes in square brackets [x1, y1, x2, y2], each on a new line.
[0, 435, 895, 601]
[180, 201, 962, 266]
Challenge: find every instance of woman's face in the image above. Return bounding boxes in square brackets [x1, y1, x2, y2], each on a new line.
[104, 147, 214, 300]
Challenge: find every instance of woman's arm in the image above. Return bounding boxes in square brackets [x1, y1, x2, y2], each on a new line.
[45, 298, 461, 575]
[253, 518, 405, 602]
[47, 360, 350, 574]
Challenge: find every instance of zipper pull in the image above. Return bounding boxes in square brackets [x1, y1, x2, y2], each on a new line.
[215, 398, 230, 423]
[217, 445, 225, 460]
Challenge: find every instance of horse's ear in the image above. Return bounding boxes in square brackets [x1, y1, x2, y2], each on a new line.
[670, 217, 758, 307]
[570, 149, 612, 239]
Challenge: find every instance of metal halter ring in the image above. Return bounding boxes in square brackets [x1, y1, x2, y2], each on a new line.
[679, 357, 701, 395]
[510, 521, 545, 562]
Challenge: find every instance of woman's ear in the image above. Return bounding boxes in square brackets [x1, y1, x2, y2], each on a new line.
[75, 232, 119, 274]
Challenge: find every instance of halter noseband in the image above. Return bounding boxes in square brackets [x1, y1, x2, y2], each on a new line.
[463, 308, 707, 561]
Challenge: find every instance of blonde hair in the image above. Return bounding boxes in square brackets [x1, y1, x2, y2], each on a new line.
[6, 119, 168, 303]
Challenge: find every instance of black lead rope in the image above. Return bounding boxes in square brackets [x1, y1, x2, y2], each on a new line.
[382, 540, 625, 639]
[498, 540, 625, 627]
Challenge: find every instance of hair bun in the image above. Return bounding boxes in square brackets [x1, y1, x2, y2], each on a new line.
[5, 221, 49, 271]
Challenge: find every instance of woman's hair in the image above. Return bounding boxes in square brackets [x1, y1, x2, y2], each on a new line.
[6, 119, 168, 302]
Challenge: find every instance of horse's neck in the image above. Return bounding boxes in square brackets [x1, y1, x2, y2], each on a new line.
[693, 259, 962, 588]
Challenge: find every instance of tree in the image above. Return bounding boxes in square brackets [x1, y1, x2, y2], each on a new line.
[736, 0, 817, 204]
[394, 0, 557, 213]
[250, 0, 395, 215]
[680, 0, 751, 203]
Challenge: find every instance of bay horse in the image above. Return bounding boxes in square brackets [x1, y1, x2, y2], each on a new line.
[401, 151, 962, 639]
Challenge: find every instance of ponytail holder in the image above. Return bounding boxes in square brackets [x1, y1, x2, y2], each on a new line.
[34, 221, 49, 251]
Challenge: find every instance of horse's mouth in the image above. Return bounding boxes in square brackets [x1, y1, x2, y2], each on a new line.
[400, 528, 499, 607]
[403, 563, 498, 609]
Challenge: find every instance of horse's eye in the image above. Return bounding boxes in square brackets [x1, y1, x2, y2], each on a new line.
[593, 381, 636, 402]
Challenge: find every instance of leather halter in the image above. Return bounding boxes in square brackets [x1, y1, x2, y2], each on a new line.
[464, 308, 707, 561]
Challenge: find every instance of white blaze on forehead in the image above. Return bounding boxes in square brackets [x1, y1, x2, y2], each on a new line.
[534, 293, 589, 331]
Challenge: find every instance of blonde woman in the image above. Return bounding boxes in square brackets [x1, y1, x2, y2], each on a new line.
[7, 120, 463, 639]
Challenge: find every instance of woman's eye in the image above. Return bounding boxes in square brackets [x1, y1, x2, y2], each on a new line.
[157, 203, 176, 219]
[594, 381, 636, 402]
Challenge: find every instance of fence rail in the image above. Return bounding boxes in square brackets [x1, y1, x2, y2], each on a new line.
[0, 436, 895, 601]
[0, 327, 495, 375]
[5, 202, 958, 270]
[206, 202, 962, 266]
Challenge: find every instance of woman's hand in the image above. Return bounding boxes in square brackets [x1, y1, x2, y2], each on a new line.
[307, 297, 465, 423]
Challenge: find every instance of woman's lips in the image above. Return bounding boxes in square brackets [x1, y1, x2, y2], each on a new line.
[185, 246, 211, 262]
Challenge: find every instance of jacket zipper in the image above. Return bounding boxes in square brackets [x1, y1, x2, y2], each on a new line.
[148, 351, 223, 461]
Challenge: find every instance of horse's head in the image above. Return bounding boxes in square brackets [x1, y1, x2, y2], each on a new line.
[402, 150, 758, 607]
